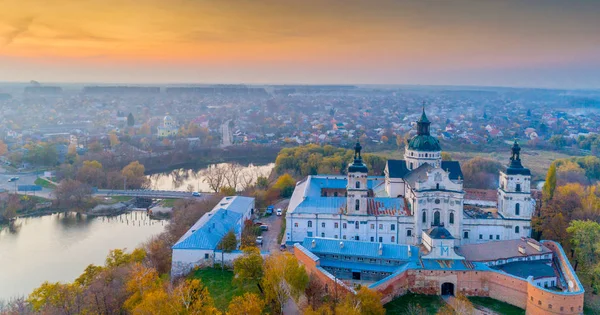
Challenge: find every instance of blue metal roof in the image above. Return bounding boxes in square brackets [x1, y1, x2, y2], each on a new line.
[320, 259, 400, 273]
[173, 209, 242, 250]
[216, 196, 254, 215]
[419, 259, 489, 271]
[302, 237, 418, 261]
[305, 176, 384, 197]
[294, 197, 346, 214]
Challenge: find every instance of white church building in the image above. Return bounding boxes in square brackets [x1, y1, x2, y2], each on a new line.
[284, 109, 535, 246]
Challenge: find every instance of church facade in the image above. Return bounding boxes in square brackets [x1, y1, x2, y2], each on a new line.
[284, 109, 535, 246]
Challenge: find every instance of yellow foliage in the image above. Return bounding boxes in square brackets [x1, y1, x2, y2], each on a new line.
[227, 292, 265, 315]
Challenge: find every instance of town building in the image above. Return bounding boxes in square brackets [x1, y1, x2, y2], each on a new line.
[157, 115, 178, 138]
[171, 196, 255, 277]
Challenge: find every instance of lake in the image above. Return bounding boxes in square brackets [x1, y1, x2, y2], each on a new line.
[0, 212, 165, 300]
[147, 162, 274, 192]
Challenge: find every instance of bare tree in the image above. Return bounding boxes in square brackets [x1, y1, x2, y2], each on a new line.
[201, 164, 227, 193]
[224, 163, 243, 190]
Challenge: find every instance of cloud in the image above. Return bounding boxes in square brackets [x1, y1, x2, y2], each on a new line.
[3, 17, 34, 45]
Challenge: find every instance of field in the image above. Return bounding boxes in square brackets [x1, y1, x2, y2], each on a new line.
[34, 177, 56, 189]
[189, 268, 260, 311]
[468, 296, 525, 315]
[375, 148, 574, 181]
[384, 293, 445, 314]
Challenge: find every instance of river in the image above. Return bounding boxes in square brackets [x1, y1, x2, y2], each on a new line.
[0, 212, 165, 300]
[147, 162, 274, 192]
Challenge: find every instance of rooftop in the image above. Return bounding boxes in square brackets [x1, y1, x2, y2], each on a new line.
[456, 237, 552, 262]
[172, 208, 243, 250]
[493, 260, 556, 280]
[302, 237, 419, 261]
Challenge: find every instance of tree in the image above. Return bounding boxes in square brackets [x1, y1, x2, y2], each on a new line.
[354, 286, 385, 315]
[233, 247, 264, 291]
[109, 132, 120, 148]
[105, 248, 146, 268]
[441, 152, 452, 161]
[225, 163, 244, 190]
[305, 274, 327, 310]
[124, 264, 162, 311]
[121, 161, 149, 189]
[567, 220, 600, 272]
[54, 179, 93, 210]
[543, 162, 557, 202]
[0, 139, 7, 156]
[28, 282, 83, 314]
[127, 113, 135, 127]
[380, 135, 389, 143]
[201, 164, 228, 193]
[262, 252, 309, 313]
[220, 186, 237, 196]
[218, 230, 237, 269]
[274, 173, 296, 198]
[144, 234, 172, 275]
[171, 279, 219, 314]
[227, 292, 265, 315]
[256, 176, 269, 189]
[88, 141, 104, 153]
[77, 160, 105, 187]
[461, 157, 503, 189]
[549, 135, 567, 148]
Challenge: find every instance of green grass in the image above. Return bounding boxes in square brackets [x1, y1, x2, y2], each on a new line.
[469, 296, 525, 315]
[384, 293, 445, 314]
[160, 198, 177, 207]
[34, 177, 56, 189]
[189, 268, 259, 311]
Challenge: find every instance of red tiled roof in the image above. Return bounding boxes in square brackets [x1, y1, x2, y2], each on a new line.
[464, 188, 497, 202]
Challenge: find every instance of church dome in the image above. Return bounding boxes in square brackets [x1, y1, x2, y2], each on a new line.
[164, 115, 173, 122]
[408, 135, 442, 152]
[407, 106, 441, 152]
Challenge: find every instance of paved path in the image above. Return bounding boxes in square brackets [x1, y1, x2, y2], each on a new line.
[442, 296, 498, 315]
[221, 119, 232, 147]
[257, 199, 289, 253]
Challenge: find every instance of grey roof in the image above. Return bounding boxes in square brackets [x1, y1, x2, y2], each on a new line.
[386, 160, 410, 178]
[456, 238, 552, 262]
[426, 227, 454, 239]
[302, 237, 418, 261]
[404, 163, 434, 187]
[493, 260, 556, 280]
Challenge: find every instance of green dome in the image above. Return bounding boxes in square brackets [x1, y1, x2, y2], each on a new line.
[407, 135, 442, 152]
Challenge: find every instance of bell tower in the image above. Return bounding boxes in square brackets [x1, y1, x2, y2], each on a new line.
[347, 141, 368, 215]
[498, 140, 533, 223]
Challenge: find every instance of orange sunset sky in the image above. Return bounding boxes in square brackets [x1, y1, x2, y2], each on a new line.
[1, 0, 599, 88]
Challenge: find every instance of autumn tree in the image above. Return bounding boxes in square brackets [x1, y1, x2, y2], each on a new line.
[144, 234, 172, 275]
[568, 220, 600, 277]
[121, 161, 149, 189]
[305, 274, 327, 310]
[274, 173, 296, 198]
[225, 162, 244, 190]
[218, 230, 238, 268]
[76, 160, 105, 187]
[461, 157, 503, 189]
[0, 139, 7, 155]
[28, 282, 84, 314]
[88, 141, 104, 153]
[105, 248, 146, 268]
[109, 132, 120, 148]
[54, 179, 93, 210]
[227, 292, 265, 315]
[220, 186, 237, 196]
[262, 252, 309, 314]
[543, 162, 557, 203]
[123, 263, 162, 311]
[233, 247, 264, 292]
[441, 152, 452, 161]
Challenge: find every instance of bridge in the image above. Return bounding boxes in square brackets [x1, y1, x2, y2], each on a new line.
[96, 189, 214, 199]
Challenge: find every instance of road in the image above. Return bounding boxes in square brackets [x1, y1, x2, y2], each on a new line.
[0, 169, 54, 198]
[257, 199, 289, 253]
[221, 119, 232, 147]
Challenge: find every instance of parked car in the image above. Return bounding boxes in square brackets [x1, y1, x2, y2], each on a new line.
[192, 191, 201, 197]
[279, 244, 287, 251]
[266, 205, 274, 215]
[260, 224, 269, 231]
[276, 208, 282, 216]
[254, 221, 263, 226]
[256, 236, 263, 246]
[7, 177, 18, 182]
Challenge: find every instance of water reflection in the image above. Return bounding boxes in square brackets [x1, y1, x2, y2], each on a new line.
[0, 212, 165, 300]
[147, 162, 274, 191]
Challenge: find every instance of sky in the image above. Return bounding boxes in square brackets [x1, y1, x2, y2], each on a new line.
[1, 0, 599, 88]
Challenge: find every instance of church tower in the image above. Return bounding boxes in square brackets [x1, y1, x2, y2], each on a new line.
[347, 141, 368, 215]
[498, 141, 534, 222]
[405, 106, 442, 170]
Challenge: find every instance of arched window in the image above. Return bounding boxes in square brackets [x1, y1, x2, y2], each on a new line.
[516, 184, 521, 192]
[515, 226, 520, 233]
[449, 212, 455, 224]
[356, 181, 360, 189]
[355, 221, 359, 229]
[515, 203, 520, 216]
[422, 211, 427, 223]
[355, 200, 360, 211]
[410, 162, 413, 169]
[425, 153, 428, 158]
[433, 211, 441, 226]
[391, 236, 395, 243]
[436, 183, 440, 190]
[307, 221, 312, 228]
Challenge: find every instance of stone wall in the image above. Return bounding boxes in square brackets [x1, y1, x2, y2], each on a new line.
[294, 244, 354, 296]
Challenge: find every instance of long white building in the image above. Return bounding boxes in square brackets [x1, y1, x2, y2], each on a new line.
[284, 109, 535, 246]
